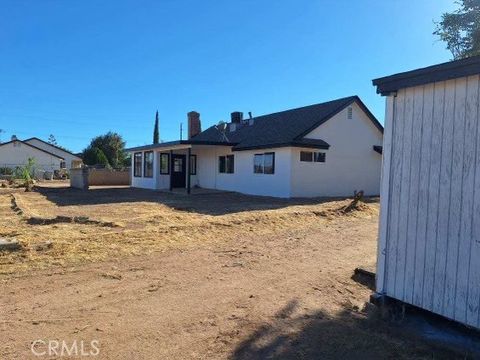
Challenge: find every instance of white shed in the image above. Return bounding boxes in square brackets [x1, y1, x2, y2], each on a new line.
[373, 56, 480, 329]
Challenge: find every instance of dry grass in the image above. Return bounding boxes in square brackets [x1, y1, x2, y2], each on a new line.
[0, 185, 378, 275]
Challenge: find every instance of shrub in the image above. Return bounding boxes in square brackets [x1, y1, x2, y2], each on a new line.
[0, 167, 13, 175]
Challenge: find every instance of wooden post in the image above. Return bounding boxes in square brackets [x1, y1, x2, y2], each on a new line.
[169, 150, 173, 191]
[187, 147, 191, 194]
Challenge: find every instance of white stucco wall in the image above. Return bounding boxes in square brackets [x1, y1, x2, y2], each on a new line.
[130, 151, 157, 189]
[290, 102, 383, 197]
[0, 141, 62, 171]
[195, 146, 292, 198]
[24, 138, 81, 169]
[130, 149, 198, 191]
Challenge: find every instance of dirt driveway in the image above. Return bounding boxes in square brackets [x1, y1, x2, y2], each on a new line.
[0, 186, 450, 359]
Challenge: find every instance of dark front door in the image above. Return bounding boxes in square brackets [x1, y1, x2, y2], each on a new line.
[171, 154, 186, 188]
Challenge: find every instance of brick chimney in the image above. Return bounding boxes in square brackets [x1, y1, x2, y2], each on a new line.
[187, 111, 201, 139]
[230, 112, 243, 124]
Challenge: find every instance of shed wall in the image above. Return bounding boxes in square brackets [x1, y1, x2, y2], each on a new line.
[377, 75, 480, 329]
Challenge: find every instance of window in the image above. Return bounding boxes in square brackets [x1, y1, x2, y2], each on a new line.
[254, 154, 263, 173]
[160, 153, 169, 174]
[314, 152, 326, 163]
[300, 151, 313, 162]
[299, 151, 326, 163]
[347, 107, 353, 119]
[173, 158, 183, 172]
[254, 152, 275, 174]
[144, 151, 154, 178]
[264, 152, 275, 174]
[60, 161, 67, 169]
[190, 155, 197, 175]
[134, 152, 142, 177]
[219, 155, 234, 173]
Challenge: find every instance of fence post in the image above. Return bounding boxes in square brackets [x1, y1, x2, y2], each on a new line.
[82, 167, 89, 190]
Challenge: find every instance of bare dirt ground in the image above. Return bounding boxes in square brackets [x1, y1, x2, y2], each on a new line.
[1, 184, 453, 359]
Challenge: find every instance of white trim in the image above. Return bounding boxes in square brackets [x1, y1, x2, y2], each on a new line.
[376, 95, 395, 293]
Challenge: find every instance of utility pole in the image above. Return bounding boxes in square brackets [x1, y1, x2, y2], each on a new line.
[180, 123, 183, 140]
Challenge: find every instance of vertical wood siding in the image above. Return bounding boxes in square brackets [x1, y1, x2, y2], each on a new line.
[379, 75, 480, 329]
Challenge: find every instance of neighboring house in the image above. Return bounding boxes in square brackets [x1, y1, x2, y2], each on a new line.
[23, 137, 82, 170]
[0, 137, 82, 172]
[126, 96, 384, 198]
[0, 138, 64, 172]
[373, 56, 480, 330]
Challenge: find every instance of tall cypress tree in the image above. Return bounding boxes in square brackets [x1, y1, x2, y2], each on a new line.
[153, 110, 160, 144]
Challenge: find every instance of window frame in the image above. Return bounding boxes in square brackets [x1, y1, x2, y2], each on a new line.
[219, 156, 226, 173]
[133, 152, 142, 177]
[219, 155, 234, 174]
[299, 150, 326, 164]
[300, 151, 313, 162]
[190, 154, 197, 175]
[254, 152, 275, 175]
[254, 154, 264, 174]
[226, 155, 234, 174]
[314, 152, 326, 163]
[160, 153, 170, 175]
[143, 151, 154, 178]
[263, 152, 275, 174]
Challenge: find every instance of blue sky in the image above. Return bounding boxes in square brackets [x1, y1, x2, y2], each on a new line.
[0, 0, 455, 152]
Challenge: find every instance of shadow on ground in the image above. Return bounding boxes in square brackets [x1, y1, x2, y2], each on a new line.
[230, 300, 460, 360]
[33, 186, 373, 216]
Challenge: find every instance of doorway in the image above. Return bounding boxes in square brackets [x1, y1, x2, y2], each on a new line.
[171, 154, 186, 188]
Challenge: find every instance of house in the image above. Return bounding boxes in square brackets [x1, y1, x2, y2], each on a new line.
[0, 136, 82, 172]
[23, 137, 82, 170]
[126, 95, 384, 198]
[373, 56, 480, 330]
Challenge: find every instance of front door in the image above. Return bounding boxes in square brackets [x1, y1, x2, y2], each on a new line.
[171, 154, 186, 188]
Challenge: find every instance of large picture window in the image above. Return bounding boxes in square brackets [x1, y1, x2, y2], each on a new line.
[144, 151, 154, 178]
[160, 153, 169, 174]
[254, 152, 275, 174]
[134, 152, 142, 177]
[190, 155, 197, 175]
[219, 155, 234, 173]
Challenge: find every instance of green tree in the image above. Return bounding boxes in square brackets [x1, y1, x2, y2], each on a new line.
[153, 110, 160, 144]
[434, 0, 480, 59]
[81, 132, 127, 167]
[82, 147, 110, 167]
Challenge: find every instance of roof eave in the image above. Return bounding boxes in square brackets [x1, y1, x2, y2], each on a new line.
[372, 56, 480, 95]
[126, 140, 236, 152]
[232, 142, 330, 152]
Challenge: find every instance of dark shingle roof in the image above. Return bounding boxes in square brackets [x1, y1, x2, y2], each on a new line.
[373, 55, 480, 95]
[126, 95, 382, 152]
[23, 137, 80, 158]
[190, 95, 381, 151]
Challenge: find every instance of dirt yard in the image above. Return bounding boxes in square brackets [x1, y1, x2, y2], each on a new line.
[0, 184, 453, 359]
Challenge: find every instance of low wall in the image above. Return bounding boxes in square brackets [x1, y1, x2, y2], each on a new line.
[88, 168, 130, 186]
[70, 168, 130, 189]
